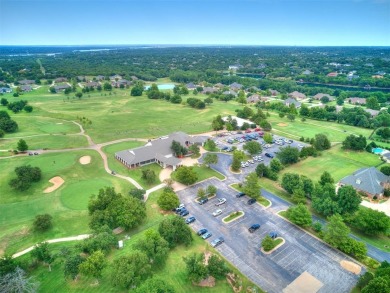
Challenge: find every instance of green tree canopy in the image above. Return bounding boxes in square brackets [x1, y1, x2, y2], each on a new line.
[157, 189, 180, 211]
[286, 203, 312, 226]
[243, 141, 262, 155]
[79, 250, 107, 283]
[158, 215, 193, 248]
[242, 172, 261, 199]
[174, 166, 198, 185]
[276, 146, 300, 165]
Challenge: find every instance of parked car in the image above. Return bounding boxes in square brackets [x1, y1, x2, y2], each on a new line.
[202, 232, 212, 239]
[211, 237, 225, 247]
[175, 207, 186, 214]
[247, 198, 257, 205]
[215, 198, 227, 206]
[180, 209, 189, 217]
[248, 224, 261, 233]
[248, 160, 254, 164]
[185, 216, 196, 224]
[265, 153, 274, 158]
[221, 146, 229, 151]
[28, 152, 33, 156]
[175, 204, 185, 211]
[269, 232, 278, 239]
[245, 129, 251, 133]
[212, 209, 223, 217]
[197, 228, 208, 236]
[34, 152, 39, 155]
[199, 198, 208, 205]
[236, 192, 246, 198]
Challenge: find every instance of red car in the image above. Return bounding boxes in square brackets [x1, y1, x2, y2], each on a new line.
[255, 128, 262, 132]
[245, 129, 251, 133]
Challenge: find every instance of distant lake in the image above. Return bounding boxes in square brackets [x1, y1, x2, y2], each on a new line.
[299, 82, 390, 93]
[144, 84, 175, 90]
[224, 73, 264, 79]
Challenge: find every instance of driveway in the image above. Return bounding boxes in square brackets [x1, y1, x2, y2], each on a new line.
[177, 178, 361, 293]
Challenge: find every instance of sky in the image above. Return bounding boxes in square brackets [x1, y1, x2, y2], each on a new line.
[0, 0, 389, 46]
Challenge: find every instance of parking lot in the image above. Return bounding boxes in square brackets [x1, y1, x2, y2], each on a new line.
[177, 178, 360, 293]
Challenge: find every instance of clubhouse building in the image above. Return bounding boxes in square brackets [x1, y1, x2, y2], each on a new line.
[115, 132, 207, 170]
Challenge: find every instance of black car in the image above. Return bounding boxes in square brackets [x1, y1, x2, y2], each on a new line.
[247, 198, 257, 205]
[236, 192, 246, 198]
[248, 224, 261, 233]
[180, 209, 189, 217]
[199, 198, 208, 205]
[197, 228, 208, 236]
[269, 232, 278, 239]
[265, 153, 274, 158]
[185, 216, 196, 224]
[176, 207, 186, 214]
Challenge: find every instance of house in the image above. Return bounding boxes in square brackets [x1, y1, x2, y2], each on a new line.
[0, 87, 12, 93]
[110, 74, 122, 81]
[247, 94, 260, 103]
[96, 75, 105, 81]
[372, 75, 384, 79]
[365, 109, 380, 117]
[302, 70, 312, 75]
[115, 132, 207, 170]
[20, 85, 32, 92]
[347, 97, 366, 105]
[313, 93, 335, 101]
[229, 64, 243, 71]
[112, 79, 131, 88]
[229, 82, 243, 91]
[327, 72, 338, 77]
[223, 90, 237, 97]
[381, 152, 390, 163]
[55, 77, 67, 83]
[77, 76, 86, 81]
[54, 84, 71, 92]
[85, 81, 100, 88]
[18, 79, 35, 85]
[202, 87, 218, 94]
[248, 86, 259, 92]
[214, 83, 224, 89]
[284, 98, 301, 108]
[288, 91, 306, 100]
[186, 82, 196, 90]
[338, 167, 390, 199]
[130, 76, 138, 81]
[269, 89, 280, 96]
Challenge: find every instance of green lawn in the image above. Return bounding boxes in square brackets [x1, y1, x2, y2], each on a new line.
[223, 211, 244, 222]
[172, 165, 225, 184]
[26, 190, 262, 293]
[0, 150, 131, 255]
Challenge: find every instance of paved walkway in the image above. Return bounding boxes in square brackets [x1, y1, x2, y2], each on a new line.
[361, 199, 390, 217]
[12, 234, 90, 258]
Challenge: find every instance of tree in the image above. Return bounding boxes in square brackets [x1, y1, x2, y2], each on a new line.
[204, 97, 213, 105]
[31, 242, 54, 271]
[281, 173, 302, 194]
[351, 208, 390, 235]
[323, 214, 350, 248]
[259, 120, 272, 131]
[287, 113, 295, 121]
[170, 94, 182, 104]
[133, 277, 175, 293]
[171, 140, 187, 157]
[208, 255, 229, 279]
[211, 115, 224, 132]
[204, 139, 217, 151]
[0, 98, 8, 106]
[336, 185, 361, 215]
[263, 133, 273, 144]
[174, 166, 198, 185]
[242, 172, 261, 199]
[313, 134, 331, 151]
[158, 215, 193, 248]
[33, 214, 53, 232]
[0, 129, 4, 138]
[128, 188, 146, 200]
[319, 171, 334, 186]
[0, 255, 19, 277]
[88, 187, 146, 230]
[269, 158, 283, 173]
[0, 117, 18, 133]
[141, 169, 156, 184]
[189, 144, 200, 157]
[243, 141, 262, 155]
[197, 187, 206, 198]
[206, 184, 217, 195]
[75, 92, 83, 99]
[9, 165, 42, 191]
[357, 272, 375, 290]
[0, 267, 39, 293]
[17, 139, 28, 152]
[130, 84, 144, 96]
[78, 227, 117, 254]
[64, 254, 83, 280]
[261, 236, 275, 252]
[157, 189, 180, 211]
[291, 187, 307, 204]
[24, 105, 33, 113]
[231, 150, 245, 172]
[342, 135, 367, 151]
[312, 183, 340, 216]
[203, 153, 218, 166]
[183, 253, 208, 283]
[79, 250, 106, 284]
[103, 82, 112, 91]
[320, 95, 330, 104]
[133, 229, 170, 267]
[286, 204, 312, 226]
[361, 277, 390, 293]
[276, 146, 299, 165]
[366, 96, 380, 110]
[301, 176, 314, 198]
[111, 251, 151, 289]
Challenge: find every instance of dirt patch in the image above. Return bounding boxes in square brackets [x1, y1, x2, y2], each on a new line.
[79, 155, 91, 165]
[283, 271, 323, 293]
[195, 276, 215, 287]
[204, 251, 212, 265]
[226, 273, 242, 292]
[277, 123, 289, 127]
[340, 260, 361, 274]
[44, 176, 65, 193]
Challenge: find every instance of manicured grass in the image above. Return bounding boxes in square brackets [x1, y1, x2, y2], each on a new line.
[0, 150, 130, 255]
[0, 134, 88, 150]
[263, 238, 283, 252]
[126, 163, 162, 189]
[267, 111, 372, 142]
[28, 189, 262, 293]
[192, 165, 226, 181]
[230, 183, 271, 207]
[223, 211, 244, 223]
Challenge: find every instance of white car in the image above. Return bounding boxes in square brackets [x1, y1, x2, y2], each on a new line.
[215, 198, 227, 206]
[241, 163, 246, 168]
[212, 209, 223, 217]
[249, 160, 255, 164]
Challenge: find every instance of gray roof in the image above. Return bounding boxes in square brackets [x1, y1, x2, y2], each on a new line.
[186, 82, 196, 89]
[284, 98, 301, 108]
[229, 82, 243, 90]
[313, 93, 335, 101]
[223, 90, 237, 96]
[202, 87, 217, 94]
[115, 132, 204, 167]
[365, 109, 380, 117]
[289, 91, 306, 100]
[339, 167, 389, 195]
[247, 94, 260, 103]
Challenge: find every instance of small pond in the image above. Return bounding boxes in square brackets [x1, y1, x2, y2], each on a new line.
[144, 84, 175, 90]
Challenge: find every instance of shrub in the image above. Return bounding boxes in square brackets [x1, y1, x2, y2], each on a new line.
[33, 214, 53, 232]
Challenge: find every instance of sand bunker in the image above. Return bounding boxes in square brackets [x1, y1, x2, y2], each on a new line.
[79, 156, 91, 165]
[277, 123, 288, 127]
[340, 260, 361, 274]
[44, 176, 64, 193]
